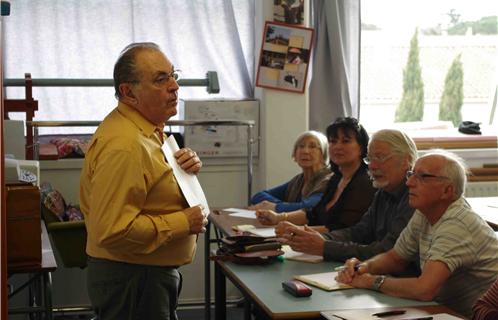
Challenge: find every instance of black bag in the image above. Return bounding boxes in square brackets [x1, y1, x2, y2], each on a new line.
[458, 121, 481, 135]
[211, 235, 284, 265]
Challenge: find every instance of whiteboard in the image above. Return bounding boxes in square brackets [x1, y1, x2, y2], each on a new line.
[183, 100, 259, 157]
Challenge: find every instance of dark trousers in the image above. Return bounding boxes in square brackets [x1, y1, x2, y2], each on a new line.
[87, 257, 182, 320]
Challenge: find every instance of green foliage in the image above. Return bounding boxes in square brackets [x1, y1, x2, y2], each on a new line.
[439, 54, 464, 127]
[395, 29, 425, 122]
[474, 16, 498, 35]
[448, 16, 498, 35]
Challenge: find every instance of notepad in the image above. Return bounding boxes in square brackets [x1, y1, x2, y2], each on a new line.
[293, 272, 353, 291]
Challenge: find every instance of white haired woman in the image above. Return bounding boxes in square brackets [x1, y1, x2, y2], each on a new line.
[249, 130, 332, 212]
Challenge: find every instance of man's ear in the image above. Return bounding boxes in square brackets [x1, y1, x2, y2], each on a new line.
[441, 183, 455, 201]
[119, 83, 138, 106]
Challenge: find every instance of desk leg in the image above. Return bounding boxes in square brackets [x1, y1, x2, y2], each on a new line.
[205, 221, 211, 320]
[44, 272, 53, 320]
[243, 296, 251, 320]
[214, 261, 226, 320]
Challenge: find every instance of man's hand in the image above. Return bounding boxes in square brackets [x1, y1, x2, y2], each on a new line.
[175, 148, 202, 174]
[275, 221, 302, 238]
[335, 258, 368, 283]
[335, 257, 374, 289]
[184, 205, 207, 234]
[335, 270, 375, 289]
[285, 225, 325, 256]
[256, 209, 281, 225]
[248, 200, 277, 211]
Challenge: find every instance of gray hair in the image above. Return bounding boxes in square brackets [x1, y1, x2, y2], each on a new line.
[370, 129, 418, 168]
[420, 149, 468, 199]
[292, 130, 330, 165]
[113, 42, 162, 99]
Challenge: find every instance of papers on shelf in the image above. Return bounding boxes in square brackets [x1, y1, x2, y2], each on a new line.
[282, 245, 323, 263]
[294, 271, 353, 291]
[225, 208, 257, 219]
[162, 135, 210, 216]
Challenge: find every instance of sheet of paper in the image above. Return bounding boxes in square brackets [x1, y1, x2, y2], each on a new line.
[248, 227, 276, 238]
[232, 224, 256, 232]
[282, 245, 323, 263]
[321, 310, 464, 320]
[227, 209, 257, 219]
[294, 271, 353, 291]
[162, 135, 210, 216]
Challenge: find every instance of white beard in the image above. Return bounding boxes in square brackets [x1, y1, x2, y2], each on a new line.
[372, 179, 388, 189]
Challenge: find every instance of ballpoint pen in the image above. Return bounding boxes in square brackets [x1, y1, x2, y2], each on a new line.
[372, 310, 406, 317]
[334, 264, 362, 272]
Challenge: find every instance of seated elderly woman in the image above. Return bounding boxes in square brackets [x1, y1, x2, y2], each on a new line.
[249, 130, 332, 212]
[256, 117, 376, 232]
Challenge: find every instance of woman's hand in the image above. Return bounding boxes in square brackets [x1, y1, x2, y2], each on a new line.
[248, 200, 277, 211]
[256, 209, 280, 225]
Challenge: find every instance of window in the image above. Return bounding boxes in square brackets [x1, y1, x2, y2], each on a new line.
[360, 0, 497, 138]
[4, 0, 255, 134]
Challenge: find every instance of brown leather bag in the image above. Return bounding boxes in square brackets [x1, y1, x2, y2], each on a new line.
[211, 235, 284, 265]
[6, 182, 42, 269]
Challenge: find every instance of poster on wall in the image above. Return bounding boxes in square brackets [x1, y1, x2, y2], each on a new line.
[273, 0, 305, 26]
[256, 21, 314, 94]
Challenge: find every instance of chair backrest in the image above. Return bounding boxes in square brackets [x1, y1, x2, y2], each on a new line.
[40, 192, 88, 268]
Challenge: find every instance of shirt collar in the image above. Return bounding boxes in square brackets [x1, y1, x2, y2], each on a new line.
[117, 102, 164, 139]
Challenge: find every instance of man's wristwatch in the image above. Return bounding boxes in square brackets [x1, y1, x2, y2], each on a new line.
[372, 275, 386, 291]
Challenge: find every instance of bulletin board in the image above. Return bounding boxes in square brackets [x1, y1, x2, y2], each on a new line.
[183, 100, 259, 157]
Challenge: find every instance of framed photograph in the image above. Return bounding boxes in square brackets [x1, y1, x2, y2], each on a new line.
[256, 21, 314, 94]
[273, 0, 305, 26]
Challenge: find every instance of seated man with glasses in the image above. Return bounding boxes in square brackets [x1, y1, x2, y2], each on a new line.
[280, 129, 418, 273]
[336, 150, 498, 318]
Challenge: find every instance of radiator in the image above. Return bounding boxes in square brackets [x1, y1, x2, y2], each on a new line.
[466, 181, 498, 197]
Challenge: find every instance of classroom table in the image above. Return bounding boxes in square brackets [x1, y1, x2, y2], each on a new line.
[8, 222, 57, 320]
[467, 196, 498, 230]
[209, 210, 459, 320]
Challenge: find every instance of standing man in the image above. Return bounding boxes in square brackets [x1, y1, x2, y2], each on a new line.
[277, 129, 418, 268]
[80, 42, 207, 320]
[337, 151, 498, 318]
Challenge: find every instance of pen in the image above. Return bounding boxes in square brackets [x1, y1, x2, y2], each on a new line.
[401, 317, 433, 320]
[372, 310, 406, 317]
[334, 264, 362, 272]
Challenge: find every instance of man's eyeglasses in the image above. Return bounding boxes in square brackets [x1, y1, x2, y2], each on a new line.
[155, 69, 180, 84]
[406, 170, 449, 182]
[363, 154, 393, 165]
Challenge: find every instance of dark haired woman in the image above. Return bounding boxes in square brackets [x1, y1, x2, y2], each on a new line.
[257, 117, 376, 233]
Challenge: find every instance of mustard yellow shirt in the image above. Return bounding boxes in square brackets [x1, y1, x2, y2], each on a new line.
[80, 102, 196, 266]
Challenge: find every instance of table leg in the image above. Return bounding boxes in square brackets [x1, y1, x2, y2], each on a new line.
[243, 296, 251, 320]
[214, 261, 226, 320]
[205, 221, 211, 320]
[44, 272, 53, 320]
